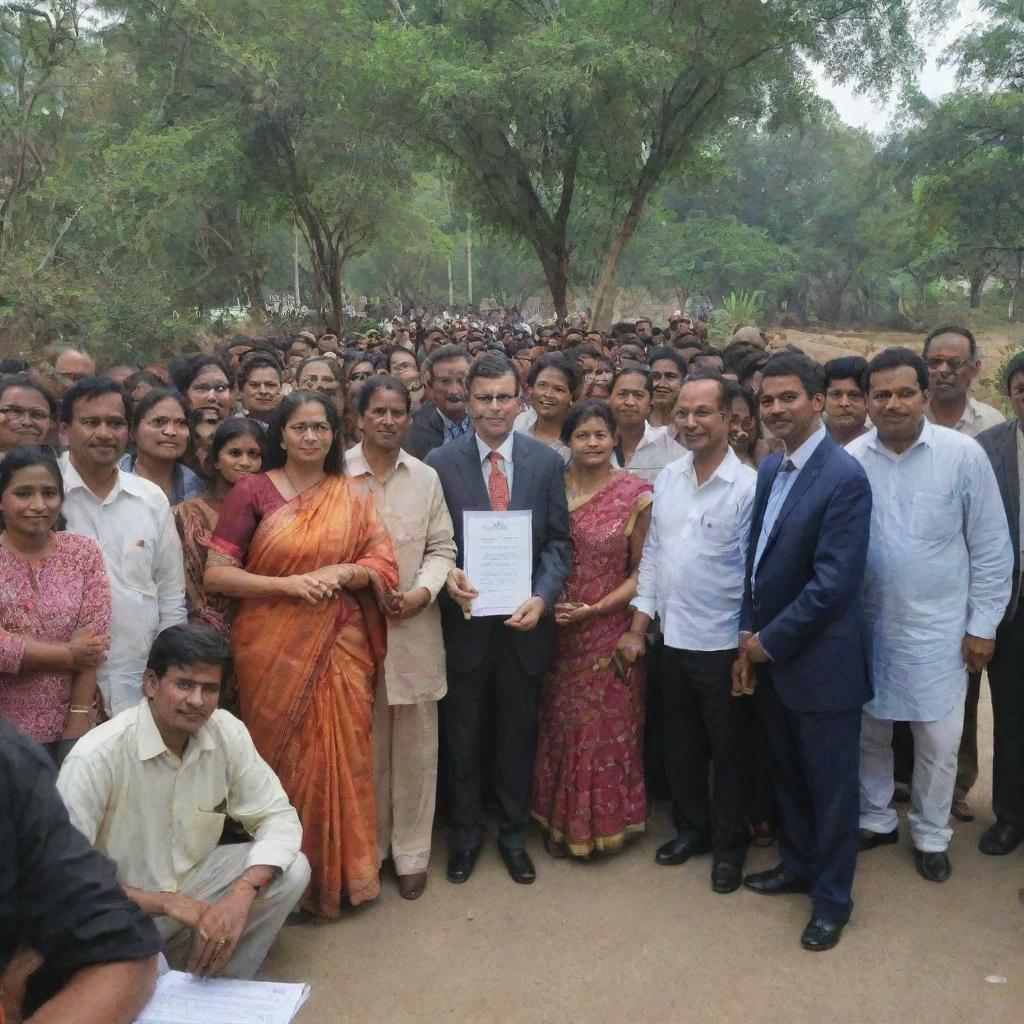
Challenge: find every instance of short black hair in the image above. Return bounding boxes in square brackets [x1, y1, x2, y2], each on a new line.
[267, 389, 345, 474]
[0, 374, 56, 418]
[207, 417, 269, 475]
[147, 623, 232, 681]
[237, 352, 283, 385]
[467, 352, 520, 396]
[862, 347, 929, 394]
[691, 346, 723, 362]
[356, 374, 411, 415]
[681, 369, 729, 410]
[760, 352, 825, 398]
[59, 376, 130, 425]
[527, 352, 582, 392]
[923, 324, 978, 362]
[561, 398, 617, 444]
[647, 346, 688, 380]
[124, 369, 163, 395]
[823, 356, 868, 392]
[610, 364, 654, 397]
[425, 344, 472, 381]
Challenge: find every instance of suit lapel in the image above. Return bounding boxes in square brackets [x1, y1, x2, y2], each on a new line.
[762, 435, 832, 557]
[509, 434, 531, 510]
[1001, 424, 1020, 539]
[454, 434, 491, 510]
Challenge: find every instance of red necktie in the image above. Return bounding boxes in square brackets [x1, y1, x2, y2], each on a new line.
[487, 451, 509, 511]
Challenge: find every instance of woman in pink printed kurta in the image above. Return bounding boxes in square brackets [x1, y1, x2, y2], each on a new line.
[0, 453, 111, 749]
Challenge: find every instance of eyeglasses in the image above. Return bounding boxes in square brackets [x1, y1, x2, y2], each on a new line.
[286, 421, 332, 435]
[299, 374, 338, 387]
[0, 406, 50, 422]
[926, 357, 969, 372]
[348, 371, 373, 382]
[471, 393, 518, 406]
[192, 382, 231, 394]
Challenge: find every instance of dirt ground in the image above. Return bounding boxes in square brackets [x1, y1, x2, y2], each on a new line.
[261, 684, 1023, 1024]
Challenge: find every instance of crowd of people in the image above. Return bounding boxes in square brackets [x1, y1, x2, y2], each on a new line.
[2, 310, 1023, 1019]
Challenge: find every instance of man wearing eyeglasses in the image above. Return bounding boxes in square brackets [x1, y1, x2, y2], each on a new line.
[921, 325, 1004, 824]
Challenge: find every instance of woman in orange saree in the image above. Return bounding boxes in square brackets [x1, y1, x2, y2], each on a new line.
[206, 390, 398, 918]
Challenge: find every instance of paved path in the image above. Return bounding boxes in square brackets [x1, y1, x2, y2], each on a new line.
[264, 686, 1023, 1024]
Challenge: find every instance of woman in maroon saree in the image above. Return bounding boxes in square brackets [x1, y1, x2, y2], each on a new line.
[532, 399, 653, 858]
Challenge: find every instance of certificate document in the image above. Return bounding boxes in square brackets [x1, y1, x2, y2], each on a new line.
[463, 509, 533, 617]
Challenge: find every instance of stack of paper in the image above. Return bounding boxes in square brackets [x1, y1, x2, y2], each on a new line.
[135, 970, 310, 1024]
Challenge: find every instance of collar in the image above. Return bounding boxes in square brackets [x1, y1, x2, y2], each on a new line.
[784, 423, 827, 470]
[135, 698, 216, 762]
[638, 420, 668, 451]
[345, 441, 412, 480]
[864, 418, 933, 457]
[476, 431, 515, 467]
[437, 407, 469, 431]
[59, 451, 143, 500]
[678, 445, 741, 487]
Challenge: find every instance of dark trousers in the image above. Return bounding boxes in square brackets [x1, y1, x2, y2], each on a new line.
[443, 628, 540, 852]
[759, 672, 861, 921]
[660, 647, 748, 864]
[989, 606, 1024, 826]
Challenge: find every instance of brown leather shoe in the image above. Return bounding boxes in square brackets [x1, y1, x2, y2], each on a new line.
[399, 871, 428, 900]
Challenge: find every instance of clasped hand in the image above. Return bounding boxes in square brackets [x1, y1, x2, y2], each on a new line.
[286, 565, 356, 604]
[165, 889, 251, 978]
[446, 569, 545, 630]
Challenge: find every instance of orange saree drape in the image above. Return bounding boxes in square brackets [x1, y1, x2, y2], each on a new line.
[229, 475, 398, 917]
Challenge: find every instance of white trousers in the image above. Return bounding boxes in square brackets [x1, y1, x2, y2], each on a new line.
[859, 701, 965, 853]
[155, 843, 310, 979]
[372, 673, 438, 875]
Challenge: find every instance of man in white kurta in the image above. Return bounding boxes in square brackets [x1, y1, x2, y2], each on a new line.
[848, 349, 1012, 882]
[345, 377, 456, 900]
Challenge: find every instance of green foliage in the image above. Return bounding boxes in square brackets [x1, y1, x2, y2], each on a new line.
[710, 292, 764, 341]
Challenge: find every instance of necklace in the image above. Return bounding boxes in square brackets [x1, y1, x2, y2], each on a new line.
[281, 466, 324, 498]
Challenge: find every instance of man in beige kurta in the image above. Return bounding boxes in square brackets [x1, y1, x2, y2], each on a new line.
[346, 377, 457, 899]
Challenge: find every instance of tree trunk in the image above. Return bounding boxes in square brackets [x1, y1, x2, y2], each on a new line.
[592, 194, 648, 331]
[541, 247, 571, 323]
[969, 270, 986, 309]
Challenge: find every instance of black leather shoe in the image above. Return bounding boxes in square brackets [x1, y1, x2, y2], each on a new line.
[655, 834, 711, 865]
[711, 861, 743, 894]
[499, 844, 536, 884]
[446, 846, 482, 884]
[801, 914, 847, 951]
[743, 863, 812, 895]
[858, 826, 899, 851]
[979, 821, 1024, 856]
[914, 848, 951, 883]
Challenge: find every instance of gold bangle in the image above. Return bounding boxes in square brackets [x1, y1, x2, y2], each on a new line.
[69, 706, 92, 714]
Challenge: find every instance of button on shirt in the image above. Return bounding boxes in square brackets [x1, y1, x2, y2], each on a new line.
[847, 422, 1013, 720]
[439, 408, 471, 444]
[345, 443, 457, 704]
[57, 700, 303, 894]
[633, 448, 757, 651]
[58, 455, 187, 715]
[476, 431, 515, 495]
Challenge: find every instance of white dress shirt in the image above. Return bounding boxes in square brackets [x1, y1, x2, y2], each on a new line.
[612, 421, 686, 485]
[58, 454, 187, 714]
[633, 448, 757, 651]
[512, 406, 571, 464]
[476, 431, 516, 494]
[847, 422, 1013, 720]
[57, 700, 303, 892]
[345, 443, 457, 704]
[927, 394, 1004, 439]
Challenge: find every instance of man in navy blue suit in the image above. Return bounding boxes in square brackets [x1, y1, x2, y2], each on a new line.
[732, 352, 872, 952]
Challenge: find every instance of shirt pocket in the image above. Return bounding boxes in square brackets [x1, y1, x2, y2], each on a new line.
[121, 537, 156, 593]
[697, 511, 741, 552]
[909, 491, 960, 543]
[185, 809, 227, 861]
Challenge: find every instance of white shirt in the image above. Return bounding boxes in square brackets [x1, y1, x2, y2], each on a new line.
[633, 448, 756, 651]
[476, 431, 516, 494]
[513, 406, 571, 464]
[927, 394, 1004, 439]
[612, 421, 686, 485]
[57, 700, 302, 893]
[58, 454, 187, 714]
[847, 422, 1013, 720]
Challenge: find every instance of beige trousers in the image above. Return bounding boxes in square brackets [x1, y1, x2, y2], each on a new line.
[373, 673, 439, 875]
[155, 843, 310, 978]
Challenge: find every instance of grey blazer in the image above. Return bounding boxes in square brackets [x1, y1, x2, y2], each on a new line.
[425, 430, 572, 677]
[977, 418, 1021, 622]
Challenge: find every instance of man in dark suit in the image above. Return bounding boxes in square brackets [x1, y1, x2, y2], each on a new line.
[426, 352, 571, 885]
[404, 344, 473, 460]
[732, 352, 872, 952]
[976, 350, 1024, 856]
